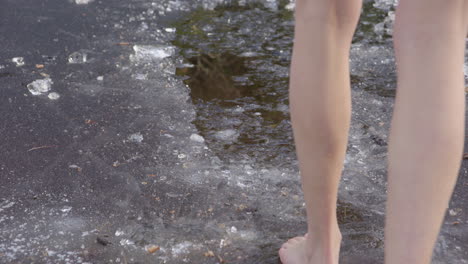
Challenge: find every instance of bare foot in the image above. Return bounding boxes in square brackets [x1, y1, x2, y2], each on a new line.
[278, 233, 341, 264]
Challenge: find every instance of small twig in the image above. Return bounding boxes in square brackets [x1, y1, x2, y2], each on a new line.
[27, 145, 58, 152]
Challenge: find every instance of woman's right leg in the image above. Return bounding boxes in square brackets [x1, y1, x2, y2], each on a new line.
[386, 1, 468, 263]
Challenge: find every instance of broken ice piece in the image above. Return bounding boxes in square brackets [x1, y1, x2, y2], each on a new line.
[27, 78, 53, 95]
[190, 133, 205, 143]
[285, 2, 295, 10]
[61, 206, 72, 213]
[165, 28, 176, 33]
[214, 129, 239, 142]
[48, 92, 60, 100]
[128, 132, 144, 143]
[68, 51, 88, 64]
[12, 57, 25, 67]
[96, 76, 104, 81]
[120, 239, 135, 246]
[132, 45, 175, 61]
[75, 0, 94, 4]
[69, 164, 82, 172]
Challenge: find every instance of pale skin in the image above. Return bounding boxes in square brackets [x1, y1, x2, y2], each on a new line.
[279, 0, 468, 264]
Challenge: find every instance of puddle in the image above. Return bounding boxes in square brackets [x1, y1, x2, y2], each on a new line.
[172, 2, 396, 166]
[173, 4, 295, 166]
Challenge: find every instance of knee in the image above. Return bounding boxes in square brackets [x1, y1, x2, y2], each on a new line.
[394, 0, 467, 35]
[294, 0, 362, 32]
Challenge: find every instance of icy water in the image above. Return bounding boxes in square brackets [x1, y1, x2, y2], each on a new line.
[0, 0, 466, 263]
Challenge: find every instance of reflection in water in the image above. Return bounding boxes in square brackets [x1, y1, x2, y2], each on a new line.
[176, 52, 252, 101]
[337, 200, 364, 224]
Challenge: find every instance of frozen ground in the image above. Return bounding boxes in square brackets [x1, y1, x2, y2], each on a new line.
[0, 0, 466, 263]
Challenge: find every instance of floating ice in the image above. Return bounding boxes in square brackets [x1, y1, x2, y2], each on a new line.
[133, 73, 147, 80]
[263, 0, 278, 10]
[190, 133, 205, 143]
[171, 241, 193, 256]
[48, 92, 60, 100]
[68, 51, 87, 64]
[75, 0, 93, 4]
[120, 239, 135, 246]
[164, 28, 176, 33]
[12, 57, 25, 67]
[214, 129, 239, 142]
[27, 78, 53, 95]
[128, 132, 144, 143]
[131, 45, 175, 61]
[240, 51, 258, 57]
[373, 0, 398, 10]
[115, 229, 124, 236]
[373, 11, 395, 38]
[61, 206, 72, 213]
[284, 2, 295, 11]
[96, 76, 104, 81]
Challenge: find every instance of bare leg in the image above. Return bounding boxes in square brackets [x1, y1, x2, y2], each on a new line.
[385, 1, 468, 263]
[279, 0, 361, 263]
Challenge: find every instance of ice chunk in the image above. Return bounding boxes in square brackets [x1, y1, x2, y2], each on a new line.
[131, 45, 175, 61]
[61, 206, 72, 213]
[96, 76, 104, 81]
[12, 57, 25, 67]
[48, 92, 60, 100]
[75, 0, 94, 4]
[190, 133, 205, 143]
[285, 2, 295, 11]
[133, 73, 147, 80]
[120, 239, 135, 246]
[373, 0, 398, 10]
[263, 0, 278, 10]
[214, 129, 239, 142]
[165, 28, 176, 33]
[374, 11, 395, 38]
[68, 51, 87, 64]
[27, 78, 53, 95]
[171, 241, 193, 256]
[374, 22, 385, 36]
[128, 132, 144, 143]
[240, 51, 259, 57]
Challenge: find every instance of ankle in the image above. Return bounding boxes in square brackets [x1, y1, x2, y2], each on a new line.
[306, 228, 342, 249]
[304, 234, 342, 264]
[307, 222, 342, 242]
